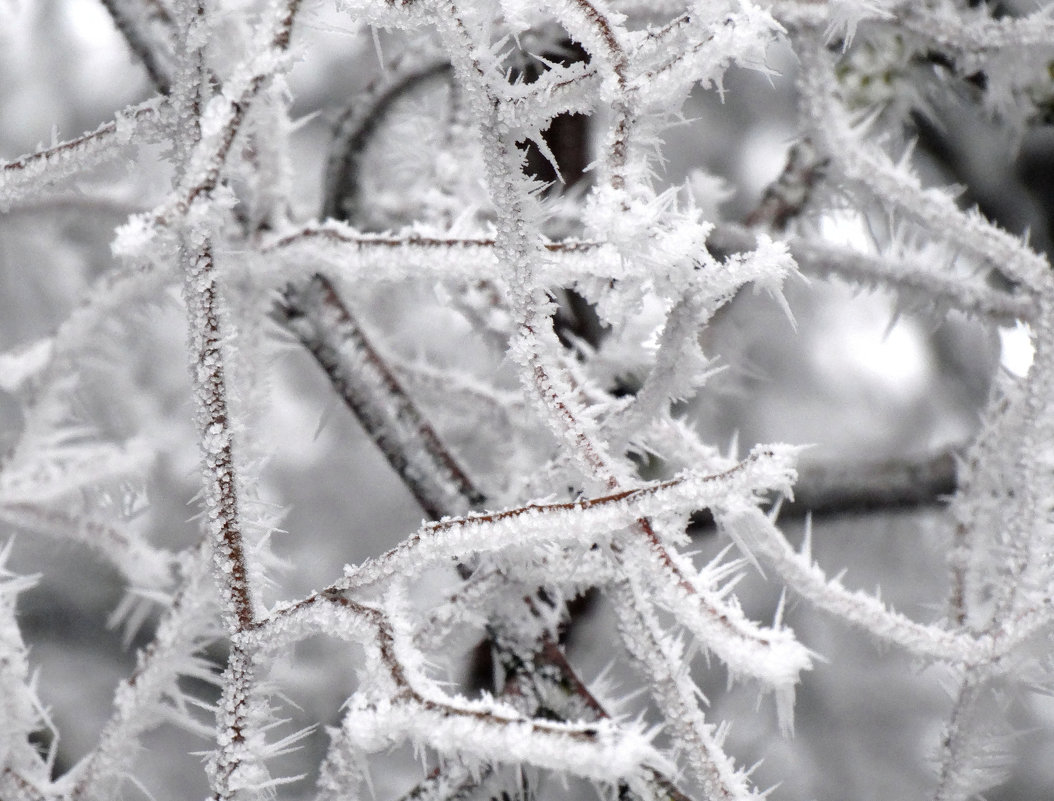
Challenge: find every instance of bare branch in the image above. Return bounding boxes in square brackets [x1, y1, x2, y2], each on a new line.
[274, 274, 485, 520]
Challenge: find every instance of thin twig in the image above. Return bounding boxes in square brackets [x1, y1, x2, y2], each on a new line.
[323, 61, 453, 222]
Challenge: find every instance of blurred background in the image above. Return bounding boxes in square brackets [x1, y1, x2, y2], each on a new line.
[1, 1, 1053, 799]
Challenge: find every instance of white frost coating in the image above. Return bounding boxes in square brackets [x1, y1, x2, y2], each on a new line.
[0, 98, 167, 213]
[341, 445, 800, 589]
[822, 0, 894, 45]
[785, 233, 1039, 323]
[606, 296, 716, 449]
[618, 529, 813, 704]
[0, 543, 46, 780]
[262, 223, 629, 286]
[611, 580, 764, 800]
[628, 3, 782, 103]
[901, 4, 1054, 54]
[0, 436, 152, 504]
[335, 691, 663, 784]
[112, 213, 162, 263]
[0, 338, 54, 394]
[725, 506, 989, 664]
[799, 41, 1051, 292]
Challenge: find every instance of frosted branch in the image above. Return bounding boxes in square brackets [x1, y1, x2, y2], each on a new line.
[323, 58, 453, 223]
[726, 507, 988, 664]
[797, 38, 1051, 292]
[264, 592, 663, 785]
[0, 99, 168, 212]
[611, 579, 763, 800]
[708, 223, 1038, 324]
[339, 446, 798, 590]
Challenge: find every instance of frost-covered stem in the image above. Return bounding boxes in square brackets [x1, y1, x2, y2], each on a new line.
[931, 300, 1054, 797]
[796, 36, 1049, 290]
[184, 241, 254, 631]
[550, 0, 633, 194]
[210, 644, 259, 799]
[71, 542, 218, 799]
[268, 227, 604, 255]
[161, 0, 302, 223]
[623, 516, 810, 700]
[323, 60, 453, 223]
[266, 592, 657, 781]
[789, 237, 1037, 324]
[611, 579, 758, 801]
[180, 236, 258, 799]
[434, 1, 625, 486]
[947, 520, 971, 629]
[170, 0, 207, 170]
[606, 295, 710, 449]
[946, 399, 1022, 630]
[708, 223, 1038, 324]
[379, 355, 527, 427]
[0, 768, 47, 801]
[337, 447, 796, 592]
[933, 671, 988, 801]
[898, 6, 1054, 55]
[0, 99, 167, 212]
[275, 275, 484, 520]
[972, 300, 1054, 594]
[263, 225, 618, 290]
[929, 294, 1054, 797]
[0, 503, 179, 591]
[744, 139, 824, 231]
[727, 507, 987, 663]
[605, 144, 817, 433]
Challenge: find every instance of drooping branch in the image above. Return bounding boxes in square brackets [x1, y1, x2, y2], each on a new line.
[323, 60, 453, 223]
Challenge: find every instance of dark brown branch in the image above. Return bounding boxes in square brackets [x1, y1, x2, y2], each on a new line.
[273, 274, 485, 521]
[744, 139, 826, 231]
[790, 448, 959, 516]
[185, 242, 254, 631]
[323, 61, 453, 223]
[691, 447, 960, 532]
[97, 0, 174, 94]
